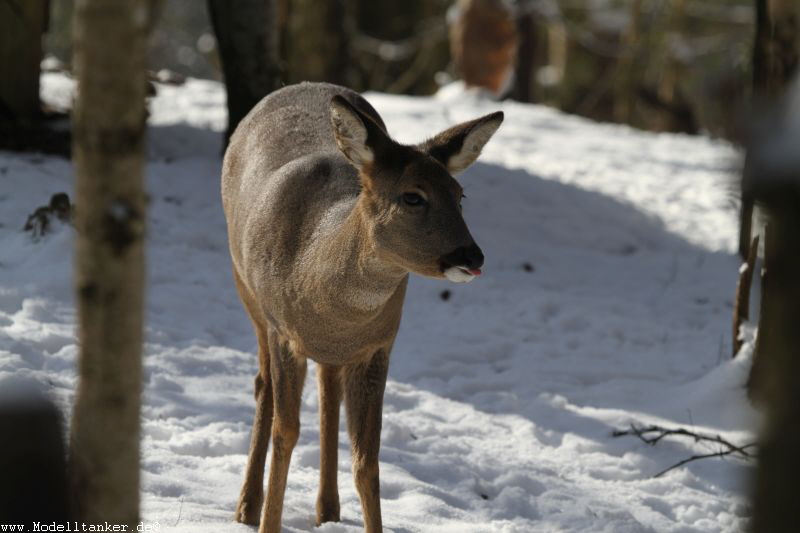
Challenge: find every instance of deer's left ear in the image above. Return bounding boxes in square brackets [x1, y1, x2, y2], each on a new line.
[418, 111, 503, 174]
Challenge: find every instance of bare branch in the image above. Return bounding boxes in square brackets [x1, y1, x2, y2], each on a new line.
[652, 448, 755, 478]
[612, 424, 757, 477]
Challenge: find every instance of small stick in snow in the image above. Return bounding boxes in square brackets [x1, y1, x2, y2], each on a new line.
[612, 423, 757, 478]
[732, 234, 759, 357]
[651, 448, 755, 478]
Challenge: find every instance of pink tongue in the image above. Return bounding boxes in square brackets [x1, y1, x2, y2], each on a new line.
[467, 268, 482, 276]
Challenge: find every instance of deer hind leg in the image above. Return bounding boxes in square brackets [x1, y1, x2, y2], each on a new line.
[234, 270, 273, 525]
[344, 350, 389, 533]
[316, 364, 343, 525]
[261, 333, 307, 533]
[235, 325, 273, 524]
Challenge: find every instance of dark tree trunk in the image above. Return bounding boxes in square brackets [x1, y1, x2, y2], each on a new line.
[752, 0, 799, 100]
[284, 0, 350, 86]
[745, 6, 800, 528]
[511, 5, 535, 103]
[0, 0, 47, 123]
[749, 190, 800, 532]
[0, 0, 70, 155]
[208, 0, 281, 147]
[69, 0, 148, 526]
[741, 0, 799, 258]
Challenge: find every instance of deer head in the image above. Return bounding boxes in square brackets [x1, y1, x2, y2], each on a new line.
[330, 95, 503, 283]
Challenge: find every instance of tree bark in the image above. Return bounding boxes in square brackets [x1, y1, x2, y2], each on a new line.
[69, 0, 148, 526]
[613, 0, 642, 125]
[284, 0, 350, 86]
[750, 194, 800, 532]
[208, 0, 280, 147]
[511, 4, 536, 103]
[752, 0, 799, 101]
[742, 0, 799, 258]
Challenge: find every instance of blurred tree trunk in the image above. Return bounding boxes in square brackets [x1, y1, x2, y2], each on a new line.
[741, 0, 799, 258]
[650, 0, 696, 133]
[746, 7, 800, 527]
[511, 2, 536, 103]
[613, 0, 641, 124]
[69, 0, 148, 526]
[0, 0, 47, 123]
[450, 0, 517, 96]
[752, 0, 799, 100]
[749, 189, 800, 532]
[208, 0, 280, 146]
[656, 0, 685, 109]
[346, 0, 449, 95]
[284, 0, 350, 85]
[0, 0, 69, 155]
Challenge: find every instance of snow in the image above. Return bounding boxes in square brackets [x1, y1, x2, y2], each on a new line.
[0, 74, 757, 532]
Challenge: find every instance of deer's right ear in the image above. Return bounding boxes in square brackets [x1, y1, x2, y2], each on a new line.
[330, 95, 382, 170]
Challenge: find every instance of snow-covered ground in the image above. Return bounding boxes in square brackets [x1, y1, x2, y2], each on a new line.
[0, 74, 756, 532]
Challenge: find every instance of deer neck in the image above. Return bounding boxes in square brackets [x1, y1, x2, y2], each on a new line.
[306, 196, 408, 316]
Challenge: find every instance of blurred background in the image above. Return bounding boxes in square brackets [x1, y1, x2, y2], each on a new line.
[39, 0, 754, 139]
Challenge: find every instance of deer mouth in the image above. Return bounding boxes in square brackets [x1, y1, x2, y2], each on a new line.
[443, 265, 482, 283]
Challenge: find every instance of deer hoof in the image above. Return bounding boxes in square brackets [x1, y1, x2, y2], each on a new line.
[316, 499, 341, 525]
[234, 500, 262, 525]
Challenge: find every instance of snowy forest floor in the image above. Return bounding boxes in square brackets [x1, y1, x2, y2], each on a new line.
[0, 74, 757, 532]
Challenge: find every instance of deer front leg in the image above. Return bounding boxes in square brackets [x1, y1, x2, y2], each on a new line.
[317, 364, 343, 525]
[261, 334, 307, 533]
[344, 351, 389, 533]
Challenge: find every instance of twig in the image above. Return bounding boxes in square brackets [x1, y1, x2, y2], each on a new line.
[172, 496, 184, 527]
[612, 423, 757, 477]
[652, 448, 754, 478]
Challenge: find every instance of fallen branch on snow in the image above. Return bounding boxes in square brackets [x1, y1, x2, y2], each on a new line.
[612, 424, 757, 478]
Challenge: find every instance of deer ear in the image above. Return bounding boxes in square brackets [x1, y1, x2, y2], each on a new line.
[419, 111, 504, 174]
[330, 95, 387, 170]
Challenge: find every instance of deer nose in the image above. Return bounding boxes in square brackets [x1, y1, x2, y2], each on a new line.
[442, 242, 484, 269]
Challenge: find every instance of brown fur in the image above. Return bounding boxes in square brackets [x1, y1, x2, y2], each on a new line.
[221, 82, 502, 532]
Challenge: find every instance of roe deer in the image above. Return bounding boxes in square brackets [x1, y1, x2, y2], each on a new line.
[221, 82, 502, 532]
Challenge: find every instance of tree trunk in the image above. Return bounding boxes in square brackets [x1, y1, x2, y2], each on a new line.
[511, 4, 536, 103]
[613, 0, 641, 125]
[744, 33, 800, 517]
[450, 0, 517, 96]
[742, 0, 800, 258]
[284, 0, 350, 86]
[750, 195, 800, 532]
[0, 0, 47, 123]
[208, 0, 280, 147]
[752, 0, 799, 101]
[69, 0, 148, 526]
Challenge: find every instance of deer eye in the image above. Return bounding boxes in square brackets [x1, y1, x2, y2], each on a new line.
[402, 192, 426, 206]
